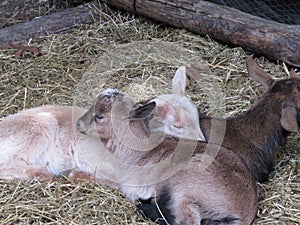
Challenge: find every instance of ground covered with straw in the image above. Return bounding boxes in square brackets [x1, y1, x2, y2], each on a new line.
[0, 2, 299, 225]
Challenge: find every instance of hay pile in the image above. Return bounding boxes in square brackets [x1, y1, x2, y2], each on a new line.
[0, 3, 299, 225]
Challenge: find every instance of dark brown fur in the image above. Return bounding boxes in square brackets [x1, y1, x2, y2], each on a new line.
[200, 74, 300, 183]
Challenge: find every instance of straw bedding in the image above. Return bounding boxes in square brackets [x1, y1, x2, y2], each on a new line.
[0, 2, 299, 224]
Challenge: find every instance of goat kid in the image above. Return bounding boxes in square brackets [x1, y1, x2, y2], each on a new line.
[77, 88, 258, 225]
[137, 57, 300, 224]
[0, 105, 86, 181]
[149, 66, 205, 142]
[143, 57, 300, 183]
[0, 105, 119, 185]
[0, 66, 205, 183]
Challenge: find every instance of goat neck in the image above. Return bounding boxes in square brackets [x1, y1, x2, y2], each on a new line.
[104, 119, 155, 165]
[231, 92, 286, 146]
[201, 78, 300, 182]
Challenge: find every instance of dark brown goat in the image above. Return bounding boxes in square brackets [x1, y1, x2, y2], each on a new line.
[198, 57, 300, 183]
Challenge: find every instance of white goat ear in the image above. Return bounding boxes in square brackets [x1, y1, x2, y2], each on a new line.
[280, 99, 299, 132]
[129, 102, 156, 120]
[172, 66, 187, 96]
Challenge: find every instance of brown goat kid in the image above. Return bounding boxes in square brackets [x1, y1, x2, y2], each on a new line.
[138, 57, 300, 224]
[77, 89, 258, 225]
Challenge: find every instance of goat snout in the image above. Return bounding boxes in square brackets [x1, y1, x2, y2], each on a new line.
[76, 119, 89, 134]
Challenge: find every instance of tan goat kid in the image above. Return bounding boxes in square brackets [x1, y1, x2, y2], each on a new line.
[0, 66, 204, 183]
[77, 88, 258, 225]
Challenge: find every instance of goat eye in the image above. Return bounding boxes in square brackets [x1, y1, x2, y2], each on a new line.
[172, 124, 183, 129]
[94, 115, 104, 122]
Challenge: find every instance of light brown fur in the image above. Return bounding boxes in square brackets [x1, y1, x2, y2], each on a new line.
[0, 67, 204, 185]
[76, 88, 258, 225]
[0, 105, 84, 181]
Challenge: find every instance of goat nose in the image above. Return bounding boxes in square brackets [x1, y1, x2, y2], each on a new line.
[103, 87, 117, 96]
[76, 120, 81, 129]
[76, 120, 86, 133]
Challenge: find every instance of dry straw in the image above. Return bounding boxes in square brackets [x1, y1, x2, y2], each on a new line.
[0, 2, 298, 225]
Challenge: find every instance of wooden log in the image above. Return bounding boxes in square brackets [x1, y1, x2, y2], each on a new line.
[106, 0, 300, 67]
[0, 2, 101, 46]
[0, 0, 299, 66]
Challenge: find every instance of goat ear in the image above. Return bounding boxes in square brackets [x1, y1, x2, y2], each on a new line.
[290, 69, 298, 78]
[172, 66, 186, 96]
[186, 62, 210, 81]
[129, 102, 156, 120]
[245, 56, 274, 90]
[280, 99, 299, 132]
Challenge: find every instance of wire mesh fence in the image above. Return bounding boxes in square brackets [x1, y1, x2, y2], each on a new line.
[206, 0, 300, 24]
